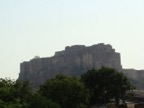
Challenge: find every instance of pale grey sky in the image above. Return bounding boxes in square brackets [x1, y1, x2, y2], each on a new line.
[0, 0, 144, 79]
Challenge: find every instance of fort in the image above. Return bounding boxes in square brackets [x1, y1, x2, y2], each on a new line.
[19, 43, 144, 88]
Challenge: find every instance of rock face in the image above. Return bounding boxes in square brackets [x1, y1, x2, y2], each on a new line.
[19, 43, 122, 87]
[123, 69, 144, 89]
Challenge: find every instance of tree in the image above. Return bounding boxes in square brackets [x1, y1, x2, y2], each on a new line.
[0, 78, 32, 108]
[0, 78, 15, 102]
[29, 94, 60, 108]
[81, 67, 134, 106]
[39, 74, 90, 108]
[12, 80, 32, 103]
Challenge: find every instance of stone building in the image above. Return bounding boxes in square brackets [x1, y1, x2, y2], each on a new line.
[19, 43, 122, 87]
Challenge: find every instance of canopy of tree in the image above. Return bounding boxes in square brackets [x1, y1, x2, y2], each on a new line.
[81, 67, 134, 106]
[39, 74, 90, 108]
[0, 67, 134, 108]
[0, 78, 32, 108]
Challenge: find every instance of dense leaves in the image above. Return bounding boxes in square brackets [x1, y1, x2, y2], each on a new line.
[81, 67, 134, 106]
[39, 74, 90, 108]
[29, 94, 60, 108]
[0, 78, 31, 108]
[0, 67, 134, 107]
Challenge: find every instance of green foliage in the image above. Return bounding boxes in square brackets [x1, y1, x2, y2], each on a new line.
[0, 78, 15, 102]
[39, 74, 90, 108]
[29, 94, 60, 108]
[0, 101, 27, 108]
[81, 67, 134, 106]
[0, 78, 31, 108]
[0, 68, 134, 107]
[12, 80, 32, 102]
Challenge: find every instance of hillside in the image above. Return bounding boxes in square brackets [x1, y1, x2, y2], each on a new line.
[19, 43, 122, 87]
[19, 43, 144, 89]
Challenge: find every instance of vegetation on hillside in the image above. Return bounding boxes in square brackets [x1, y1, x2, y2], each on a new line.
[81, 67, 134, 106]
[0, 67, 134, 108]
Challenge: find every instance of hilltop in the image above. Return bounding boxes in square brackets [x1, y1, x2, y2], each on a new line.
[19, 43, 144, 89]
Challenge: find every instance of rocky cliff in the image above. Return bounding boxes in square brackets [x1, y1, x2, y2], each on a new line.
[123, 69, 144, 89]
[19, 43, 122, 87]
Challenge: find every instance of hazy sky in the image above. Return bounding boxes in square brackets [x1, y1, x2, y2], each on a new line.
[0, 0, 144, 79]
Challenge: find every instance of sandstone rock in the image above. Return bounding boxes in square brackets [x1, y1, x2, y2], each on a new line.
[19, 43, 122, 87]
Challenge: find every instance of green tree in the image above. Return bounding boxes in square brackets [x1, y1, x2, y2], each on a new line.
[81, 67, 134, 106]
[0, 78, 15, 102]
[39, 74, 90, 108]
[29, 94, 60, 108]
[12, 80, 32, 103]
[0, 78, 32, 108]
